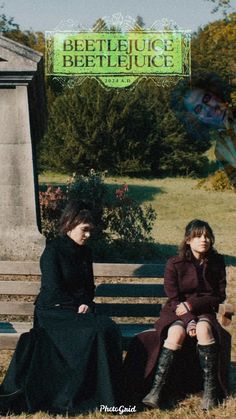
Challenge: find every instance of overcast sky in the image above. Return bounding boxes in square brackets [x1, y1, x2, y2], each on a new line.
[2, 0, 236, 33]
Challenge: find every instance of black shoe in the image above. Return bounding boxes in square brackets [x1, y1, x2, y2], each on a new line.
[198, 343, 219, 410]
[142, 347, 176, 408]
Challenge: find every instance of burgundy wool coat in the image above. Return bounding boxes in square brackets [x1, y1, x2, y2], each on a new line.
[123, 253, 231, 407]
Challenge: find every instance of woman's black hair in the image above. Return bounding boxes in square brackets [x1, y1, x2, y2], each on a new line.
[59, 200, 94, 234]
[179, 219, 216, 260]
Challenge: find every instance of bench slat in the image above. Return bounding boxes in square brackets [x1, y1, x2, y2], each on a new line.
[0, 322, 154, 336]
[96, 283, 166, 297]
[119, 323, 155, 336]
[0, 334, 22, 350]
[0, 321, 33, 333]
[0, 323, 156, 351]
[0, 281, 40, 295]
[0, 261, 165, 278]
[1, 301, 233, 320]
[0, 302, 34, 315]
[0, 261, 40, 276]
[94, 264, 165, 277]
[96, 303, 162, 317]
[0, 302, 162, 317]
[0, 282, 166, 297]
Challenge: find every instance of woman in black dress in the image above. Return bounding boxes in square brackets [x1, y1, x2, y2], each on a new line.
[0, 201, 123, 415]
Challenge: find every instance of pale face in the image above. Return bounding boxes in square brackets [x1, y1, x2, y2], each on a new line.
[184, 88, 227, 128]
[187, 232, 211, 259]
[68, 222, 93, 246]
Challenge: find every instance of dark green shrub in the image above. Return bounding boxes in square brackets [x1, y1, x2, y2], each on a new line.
[66, 169, 109, 240]
[39, 186, 66, 240]
[105, 184, 157, 243]
[39, 171, 157, 261]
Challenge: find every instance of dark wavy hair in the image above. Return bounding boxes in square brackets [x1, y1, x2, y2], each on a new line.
[179, 219, 216, 260]
[171, 73, 232, 141]
[59, 200, 94, 235]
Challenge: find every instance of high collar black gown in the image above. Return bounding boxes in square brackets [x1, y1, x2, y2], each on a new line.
[0, 235, 123, 415]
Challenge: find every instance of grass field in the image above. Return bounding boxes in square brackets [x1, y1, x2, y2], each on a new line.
[39, 172, 236, 264]
[1, 173, 235, 418]
[103, 176, 236, 265]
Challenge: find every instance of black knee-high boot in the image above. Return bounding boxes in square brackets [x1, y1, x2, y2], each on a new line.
[142, 347, 176, 408]
[198, 343, 219, 410]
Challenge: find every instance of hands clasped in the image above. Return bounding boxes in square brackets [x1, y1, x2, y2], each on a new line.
[175, 302, 196, 337]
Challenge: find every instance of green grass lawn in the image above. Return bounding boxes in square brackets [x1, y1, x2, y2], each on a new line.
[105, 176, 236, 265]
[39, 171, 69, 184]
[40, 172, 236, 264]
[39, 172, 236, 261]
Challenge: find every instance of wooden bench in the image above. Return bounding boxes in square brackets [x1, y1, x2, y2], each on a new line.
[0, 262, 234, 351]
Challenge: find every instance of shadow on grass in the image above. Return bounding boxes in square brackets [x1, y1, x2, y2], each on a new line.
[106, 183, 165, 204]
[93, 240, 236, 266]
[93, 241, 178, 263]
[39, 182, 164, 206]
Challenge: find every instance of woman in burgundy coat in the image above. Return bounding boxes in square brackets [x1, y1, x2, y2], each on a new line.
[123, 219, 230, 410]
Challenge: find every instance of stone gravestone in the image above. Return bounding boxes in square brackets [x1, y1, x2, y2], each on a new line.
[0, 35, 46, 261]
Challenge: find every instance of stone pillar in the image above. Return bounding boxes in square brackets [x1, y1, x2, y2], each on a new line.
[0, 35, 46, 260]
